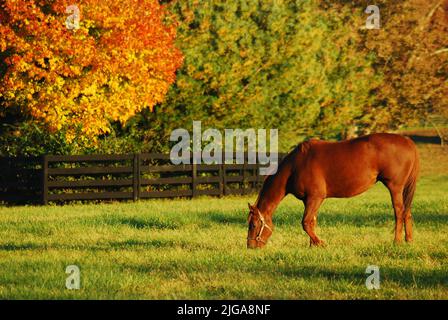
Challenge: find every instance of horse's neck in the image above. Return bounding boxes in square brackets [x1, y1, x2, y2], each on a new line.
[256, 161, 291, 218]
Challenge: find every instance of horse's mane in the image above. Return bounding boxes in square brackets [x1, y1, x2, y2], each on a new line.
[295, 138, 320, 155]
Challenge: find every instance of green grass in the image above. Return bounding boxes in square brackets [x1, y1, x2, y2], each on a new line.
[0, 176, 447, 299]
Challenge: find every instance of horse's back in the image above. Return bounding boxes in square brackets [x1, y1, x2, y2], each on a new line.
[289, 133, 418, 198]
[356, 133, 416, 149]
[317, 133, 416, 161]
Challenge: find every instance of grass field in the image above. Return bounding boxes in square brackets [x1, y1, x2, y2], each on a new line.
[0, 145, 447, 299]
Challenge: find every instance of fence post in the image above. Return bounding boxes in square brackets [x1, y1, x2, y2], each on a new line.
[192, 162, 197, 198]
[222, 163, 227, 196]
[41, 155, 48, 205]
[133, 153, 140, 201]
[256, 161, 262, 189]
[252, 160, 257, 192]
[242, 152, 248, 195]
[219, 163, 224, 197]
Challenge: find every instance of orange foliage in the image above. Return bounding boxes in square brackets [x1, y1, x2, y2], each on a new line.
[0, 0, 183, 142]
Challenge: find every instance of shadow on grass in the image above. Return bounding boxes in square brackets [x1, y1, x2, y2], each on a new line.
[278, 265, 448, 289]
[317, 212, 448, 227]
[204, 211, 246, 225]
[87, 216, 183, 230]
[114, 254, 448, 291]
[109, 239, 191, 249]
[117, 217, 180, 230]
[0, 238, 209, 251]
[0, 243, 42, 251]
[203, 208, 448, 228]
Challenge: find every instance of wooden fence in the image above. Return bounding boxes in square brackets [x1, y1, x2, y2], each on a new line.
[1, 153, 285, 204]
[0, 156, 42, 204]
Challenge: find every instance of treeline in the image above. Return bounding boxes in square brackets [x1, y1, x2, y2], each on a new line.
[0, 0, 447, 156]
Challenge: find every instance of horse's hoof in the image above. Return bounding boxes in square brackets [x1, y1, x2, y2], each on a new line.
[310, 240, 326, 247]
[317, 240, 327, 247]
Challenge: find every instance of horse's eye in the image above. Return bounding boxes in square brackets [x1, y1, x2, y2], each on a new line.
[249, 222, 256, 230]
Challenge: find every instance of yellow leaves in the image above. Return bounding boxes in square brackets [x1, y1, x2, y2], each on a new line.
[81, 83, 97, 96]
[55, 77, 65, 88]
[108, 79, 120, 92]
[65, 131, 76, 144]
[126, 53, 137, 63]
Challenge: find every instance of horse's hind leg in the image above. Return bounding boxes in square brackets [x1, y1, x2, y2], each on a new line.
[386, 185, 405, 244]
[302, 197, 325, 246]
[404, 208, 413, 242]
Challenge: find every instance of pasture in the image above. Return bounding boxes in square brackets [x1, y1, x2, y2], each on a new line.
[0, 145, 447, 299]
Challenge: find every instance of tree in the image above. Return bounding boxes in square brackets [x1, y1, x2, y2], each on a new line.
[336, 0, 448, 134]
[150, 0, 379, 151]
[0, 0, 183, 144]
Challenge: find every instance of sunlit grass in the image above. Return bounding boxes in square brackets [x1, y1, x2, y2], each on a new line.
[0, 175, 447, 299]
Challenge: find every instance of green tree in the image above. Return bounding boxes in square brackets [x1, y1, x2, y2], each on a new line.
[148, 0, 380, 151]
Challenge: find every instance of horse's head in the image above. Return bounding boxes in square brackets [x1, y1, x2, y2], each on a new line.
[246, 203, 273, 249]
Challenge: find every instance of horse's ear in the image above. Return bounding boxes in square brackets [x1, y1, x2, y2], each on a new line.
[248, 203, 253, 210]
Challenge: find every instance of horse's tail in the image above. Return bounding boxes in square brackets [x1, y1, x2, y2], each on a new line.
[403, 146, 420, 213]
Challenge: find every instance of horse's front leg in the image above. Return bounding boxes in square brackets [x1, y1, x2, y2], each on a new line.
[387, 186, 405, 244]
[302, 196, 325, 246]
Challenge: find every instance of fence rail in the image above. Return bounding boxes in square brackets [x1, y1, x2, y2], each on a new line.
[0, 153, 285, 204]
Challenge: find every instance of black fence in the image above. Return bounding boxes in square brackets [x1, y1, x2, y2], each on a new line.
[0, 153, 285, 205]
[0, 156, 42, 203]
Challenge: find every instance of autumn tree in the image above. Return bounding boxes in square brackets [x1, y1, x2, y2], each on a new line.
[331, 0, 448, 136]
[0, 0, 183, 146]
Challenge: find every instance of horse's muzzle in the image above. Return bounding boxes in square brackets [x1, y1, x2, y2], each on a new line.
[247, 239, 266, 249]
[247, 240, 258, 249]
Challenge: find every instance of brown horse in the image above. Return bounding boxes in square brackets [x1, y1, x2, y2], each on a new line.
[247, 133, 419, 248]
